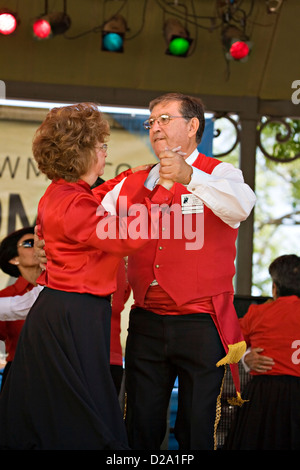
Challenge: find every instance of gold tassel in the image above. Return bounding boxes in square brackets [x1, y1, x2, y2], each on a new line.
[213, 366, 226, 450]
[123, 392, 127, 420]
[216, 340, 247, 367]
[227, 392, 249, 407]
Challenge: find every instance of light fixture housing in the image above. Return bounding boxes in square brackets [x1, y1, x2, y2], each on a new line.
[33, 12, 71, 40]
[0, 9, 19, 35]
[222, 25, 252, 62]
[163, 18, 192, 57]
[101, 14, 127, 52]
[266, 0, 283, 13]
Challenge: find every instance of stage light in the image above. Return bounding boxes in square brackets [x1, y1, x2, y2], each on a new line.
[266, 0, 283, 13]
[32, 12, 71, 40]
[0, 9, 19, 35]
[33, 18, 51, 39]
[229, 40, 250, 60]
[222, 25, 252, 62]
[102, 14, 127, 52]
[163, 18, 192, 57]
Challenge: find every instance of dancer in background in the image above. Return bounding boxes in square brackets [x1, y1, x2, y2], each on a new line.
[225, 254, 300, 450]
[0, 227, 41, 390]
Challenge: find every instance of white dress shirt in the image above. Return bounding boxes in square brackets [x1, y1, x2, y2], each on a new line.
[0, 285, 43, 320]
[102, 148, 256, 228]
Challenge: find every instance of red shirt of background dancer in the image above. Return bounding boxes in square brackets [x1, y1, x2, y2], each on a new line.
[240, 296, 300, 377]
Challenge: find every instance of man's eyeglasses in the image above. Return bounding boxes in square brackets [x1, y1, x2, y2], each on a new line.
[143, 114, 189, 130]
[18, 238, 34, 248]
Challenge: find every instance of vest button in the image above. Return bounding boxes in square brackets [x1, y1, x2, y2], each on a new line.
[155, 264, 160, 268]
[158, 246, 163, 250]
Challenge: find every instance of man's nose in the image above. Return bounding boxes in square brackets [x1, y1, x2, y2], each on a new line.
[151, 119, 162, 131]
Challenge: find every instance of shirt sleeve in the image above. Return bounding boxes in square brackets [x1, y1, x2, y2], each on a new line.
[0, 285, 44, 320]
[186, 161, 256, 228]
[98, 177, 127, 215]
[240, 347, 251, 372]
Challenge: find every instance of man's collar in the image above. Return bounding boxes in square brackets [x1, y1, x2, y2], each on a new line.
[185, 148, 199, 166]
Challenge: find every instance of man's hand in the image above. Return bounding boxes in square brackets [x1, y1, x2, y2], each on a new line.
[159, 147, 192, 185]
[131, 164, 153, 173]
[244, 347, 275, 373]
[157, 176, 174, 190]
[34, 226, 47, 270]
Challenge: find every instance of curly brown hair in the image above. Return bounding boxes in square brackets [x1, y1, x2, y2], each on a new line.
[32, 102, 110, 182]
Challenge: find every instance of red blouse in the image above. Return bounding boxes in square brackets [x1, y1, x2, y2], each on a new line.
[240, 296, 300, 377]
[36, 178, 173, 297]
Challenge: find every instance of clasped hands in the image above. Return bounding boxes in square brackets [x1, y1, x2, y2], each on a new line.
[158, 146, 192, 189]
[127, 147, 192, 190]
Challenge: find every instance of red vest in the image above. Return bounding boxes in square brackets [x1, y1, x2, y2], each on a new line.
[119, 153, 238, 307]
[118, 154, 246, 400]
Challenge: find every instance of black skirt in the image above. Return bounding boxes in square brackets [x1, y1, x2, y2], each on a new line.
[224, 374, 300, 450]
[0, 287, 129, 450]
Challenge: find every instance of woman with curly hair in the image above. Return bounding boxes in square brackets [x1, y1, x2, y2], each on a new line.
[0, 103, 174, 450]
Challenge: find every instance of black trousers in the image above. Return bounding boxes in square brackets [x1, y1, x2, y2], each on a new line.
[0, 288, 128, 450]
[125, 308, 225, 450]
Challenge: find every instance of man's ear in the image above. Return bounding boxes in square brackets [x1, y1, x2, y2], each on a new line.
[187, 117, 199, 139]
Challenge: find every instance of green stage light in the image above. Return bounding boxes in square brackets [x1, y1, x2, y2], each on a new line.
[169, 37, 191, 56]
[164, 18, 192, 57]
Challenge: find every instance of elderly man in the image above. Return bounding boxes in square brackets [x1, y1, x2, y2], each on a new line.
[93, 92, 256, 450]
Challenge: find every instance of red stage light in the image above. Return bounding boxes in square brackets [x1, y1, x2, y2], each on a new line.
[230, 41, 250, 60]
[0, 11, 18, 35]
[32, 12, 70, 40]
[222, 25, 252, 62]
[33, 18, 51, 39]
